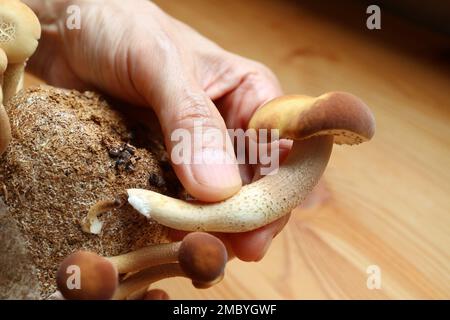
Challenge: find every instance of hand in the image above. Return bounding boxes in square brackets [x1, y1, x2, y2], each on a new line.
[25, 0, 290, 261]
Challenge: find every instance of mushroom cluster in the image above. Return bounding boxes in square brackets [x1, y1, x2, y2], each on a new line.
[56, 232, 228, 300]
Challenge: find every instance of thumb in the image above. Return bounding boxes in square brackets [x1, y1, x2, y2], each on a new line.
[150, 80, 242, 202]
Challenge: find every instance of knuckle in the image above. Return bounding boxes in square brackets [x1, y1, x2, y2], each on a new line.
[174, 92, 216, 129]
[253, 62, 280, 86]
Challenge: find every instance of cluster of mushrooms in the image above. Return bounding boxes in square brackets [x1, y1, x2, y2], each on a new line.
[56, 232, 228, 300]
[1, 1, 375, 300]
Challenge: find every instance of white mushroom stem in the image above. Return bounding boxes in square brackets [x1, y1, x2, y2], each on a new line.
[0, 48, 11, 155]
[107, 242, 181, 274]
[2, 63, 25, 103]
[128, 136, 333, 232]
[113, 260, 225, 300]
[81, 198, 124, 234]
[0, 101, 10, 155]
[127, 92, 375, 233]
[113, 263, 184, 300]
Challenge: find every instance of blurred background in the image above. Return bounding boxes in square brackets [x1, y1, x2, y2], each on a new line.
[26, 0, 450, 299]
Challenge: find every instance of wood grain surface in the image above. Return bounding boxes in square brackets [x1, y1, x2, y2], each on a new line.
[25, 0, 450, 299]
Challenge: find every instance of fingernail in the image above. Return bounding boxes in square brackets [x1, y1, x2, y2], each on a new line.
[255, 236, 273, 262]
[191, 148, 241, 196]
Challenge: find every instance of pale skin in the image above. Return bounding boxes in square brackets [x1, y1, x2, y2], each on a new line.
[23, 0, 292, 261]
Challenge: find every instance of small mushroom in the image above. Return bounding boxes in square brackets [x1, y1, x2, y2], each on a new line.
[127, 92, 375, 232]
[56, 232, 227, 300]
[0, 0, 41, 155]
[81, 198, 125, 234]
[56, 250, 118, 300]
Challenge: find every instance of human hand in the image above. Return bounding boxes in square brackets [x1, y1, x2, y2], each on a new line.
[24, 0, 290, 261]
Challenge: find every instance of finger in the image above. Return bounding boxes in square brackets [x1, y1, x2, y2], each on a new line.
[146, 65, 242, 202]
[226, 214, 290, 262]
[209, 59, 285, 182]
[212, 59, 283, 130]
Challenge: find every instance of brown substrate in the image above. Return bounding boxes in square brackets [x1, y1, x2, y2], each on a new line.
[0, 86, 182, 299]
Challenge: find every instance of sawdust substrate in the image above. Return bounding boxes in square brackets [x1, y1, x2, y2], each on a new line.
[0, 85, 183, 298]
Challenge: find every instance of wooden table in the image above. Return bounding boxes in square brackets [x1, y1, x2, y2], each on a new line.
[25, 0, 450, 299]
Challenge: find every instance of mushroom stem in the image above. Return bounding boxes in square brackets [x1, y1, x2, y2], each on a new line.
[0, 48, 11, 156]
[107, 242, 181, 274]
[108, 232, 226, 275]
[113, 263, 183, 300]
[127, 92, 375, 233]
[2, 63, 24, 103]
[81, 198, 125, 234]
[114, 263, 225, 300]
[0, 106, 10, 155]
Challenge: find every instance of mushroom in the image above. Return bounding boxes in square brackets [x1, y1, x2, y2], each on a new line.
[81, 198, 125, 235]
[56, 232, 228, 300]
[127, 92, 375, 232]
[0, 0, 41, 155]
[56, 250, 118, 300]
[0, 48, 11, 155]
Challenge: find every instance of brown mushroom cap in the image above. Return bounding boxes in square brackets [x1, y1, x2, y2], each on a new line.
[178, 232, 227, 284]
[56, 250, 118, 300]
[0, 0, 41, 63]
[192, 272, 225, 289]
[248, 92, 375, 145]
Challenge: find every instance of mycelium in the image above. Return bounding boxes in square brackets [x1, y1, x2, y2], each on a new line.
[127, 92, 376, 232]
[56, 233, 227, 300]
